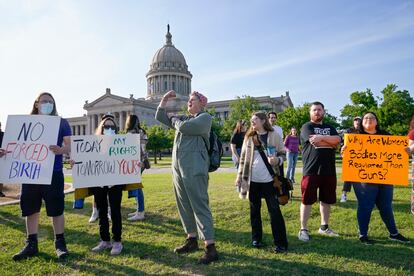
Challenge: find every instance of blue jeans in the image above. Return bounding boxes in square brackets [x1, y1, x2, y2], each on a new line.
[353, 183, 398, 237]
[286, 152, 298, 181]
[136, 189, 145, 212]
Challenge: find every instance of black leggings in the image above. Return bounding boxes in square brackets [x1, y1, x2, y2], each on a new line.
[90, 185, 123, 242]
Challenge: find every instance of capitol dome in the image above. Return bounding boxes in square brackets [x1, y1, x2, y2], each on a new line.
[151, 34, 188, 68]
[146, 25, 192, 100]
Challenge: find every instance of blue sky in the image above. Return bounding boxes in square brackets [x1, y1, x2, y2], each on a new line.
[0, 0, 413, 125]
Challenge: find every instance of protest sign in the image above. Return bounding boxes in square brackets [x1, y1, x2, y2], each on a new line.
[342, 134, 409, 186]
[71, 134, 141, 188]
[0, 115, 61, 184]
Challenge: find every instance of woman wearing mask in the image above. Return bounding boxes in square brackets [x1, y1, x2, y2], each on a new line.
[89, 114, 125, 255]
[284, 127, 300, 183]
[125, 114, 148, 221]
[342, 112, 410, 245]
[0, 92, 71, 260]
[230, 120, 247, 168]
[235, 112, 288, 253]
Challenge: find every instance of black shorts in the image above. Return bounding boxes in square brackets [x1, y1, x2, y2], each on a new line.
[20, 171, 65, 217]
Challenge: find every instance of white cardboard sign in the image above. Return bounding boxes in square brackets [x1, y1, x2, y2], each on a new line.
[71, 134, 141, 188]
[0, 115, 61, 184]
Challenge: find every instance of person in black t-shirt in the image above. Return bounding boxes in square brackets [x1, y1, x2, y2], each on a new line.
[298, 102, 341, 242]
[230, 120, 246, 168]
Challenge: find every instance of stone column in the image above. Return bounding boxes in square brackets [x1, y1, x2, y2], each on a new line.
[119, 111, 124, 131]
[91, 115, 96, 133]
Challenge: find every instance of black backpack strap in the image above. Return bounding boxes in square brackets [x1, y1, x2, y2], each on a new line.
[258, 146, 276, 178]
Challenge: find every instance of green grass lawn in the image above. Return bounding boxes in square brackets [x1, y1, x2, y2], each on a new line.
[0, 172, 413, 275]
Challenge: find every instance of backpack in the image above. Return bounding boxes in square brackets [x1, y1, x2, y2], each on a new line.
[205, 129, 223, 172]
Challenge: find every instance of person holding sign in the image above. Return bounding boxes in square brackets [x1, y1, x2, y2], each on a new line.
[235, 112, 288, 253]
[0, 92, 72, 260]
[156, 90, 218, 265]
[346, 112, 410, 245]
[89, 114, 125, 255]
[298, 102, 341, 242]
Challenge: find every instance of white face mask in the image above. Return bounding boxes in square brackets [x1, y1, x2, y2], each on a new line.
[39, 103, 54, 115]
[103, 128, 116, 135]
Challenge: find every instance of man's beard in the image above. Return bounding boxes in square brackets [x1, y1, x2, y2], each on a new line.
[311, 115, 324, 123]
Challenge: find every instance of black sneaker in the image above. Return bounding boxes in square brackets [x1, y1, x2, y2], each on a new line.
[274, 246, 288, 254]
[12, 240, 39, 261]
[252, 240, 263, 248]
[389, 233, 410, 244]
[174, 237, 198, 254]
[55, 238, 69, 259]
[198, 243, 219, 265]
[359, 236, 374, 245]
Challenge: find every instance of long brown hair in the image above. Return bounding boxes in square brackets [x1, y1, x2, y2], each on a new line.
[31, 92, 58, 115]
[125, 114, 146, 135]
[233, 120, 246, 134]
[245, 112, 274, 139]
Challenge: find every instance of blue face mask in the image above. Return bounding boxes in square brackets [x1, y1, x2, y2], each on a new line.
[103, 128, 116, 135]
[39, 103, 54, 115]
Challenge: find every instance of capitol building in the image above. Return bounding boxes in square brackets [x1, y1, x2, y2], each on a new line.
[66, 25, 293, 136]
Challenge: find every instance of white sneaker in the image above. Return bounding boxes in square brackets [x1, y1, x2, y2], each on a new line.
[110, 241, 123, 255]
[127, 211, 145, 221]
[340, 194, 347, 203]
[128, 211, 138, 217]
[318, 228, 339, 236]
[91, 241, 112, 252]
[89, 208, 99, 223]
[298, 229, 310, 242]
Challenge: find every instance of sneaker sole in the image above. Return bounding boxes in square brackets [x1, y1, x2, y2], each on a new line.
[388, 237, 410, 243]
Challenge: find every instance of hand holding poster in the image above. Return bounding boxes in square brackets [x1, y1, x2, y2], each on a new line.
[0, 115, 61, 184]
[71, 134, 141, 188]
[342, 134, 409, 186]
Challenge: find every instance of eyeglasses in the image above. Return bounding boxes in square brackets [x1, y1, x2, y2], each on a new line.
[103, 125, 116, 130]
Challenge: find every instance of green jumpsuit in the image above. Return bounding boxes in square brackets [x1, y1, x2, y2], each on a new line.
[155, 107, 215, 240]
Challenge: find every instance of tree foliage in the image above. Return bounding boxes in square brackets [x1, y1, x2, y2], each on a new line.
[340, 89, 378, 128]
[221, 95, 263, 141]
[340, 84, 414, 135]
[278, 103, 339, 136]
[145, 124, 172, 164]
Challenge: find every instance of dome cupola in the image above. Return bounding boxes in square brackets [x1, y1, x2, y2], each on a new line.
[146, 25, 192, 100]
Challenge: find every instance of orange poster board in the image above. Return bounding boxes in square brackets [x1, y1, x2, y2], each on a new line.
[342, 134, 409, 186]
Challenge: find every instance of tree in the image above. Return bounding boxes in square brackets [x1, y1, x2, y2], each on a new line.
[377, 84, 414, 135]
[340, 89, 378, 129]
[278, 103, 339, 136]
[221, 95, 263, 141]
[145, 125, 172, 164]
[340, 84, 414, 135]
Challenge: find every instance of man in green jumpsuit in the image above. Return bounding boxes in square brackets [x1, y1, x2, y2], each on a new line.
[155, 90, 218, 264]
